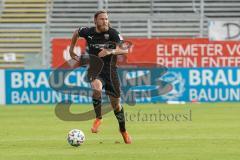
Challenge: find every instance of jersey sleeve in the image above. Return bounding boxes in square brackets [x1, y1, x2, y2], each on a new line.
[110, 29, 124, 44]
[78, 27, 89, 38]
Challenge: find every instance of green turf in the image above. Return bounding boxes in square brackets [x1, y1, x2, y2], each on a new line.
[0, 103, 240, 160]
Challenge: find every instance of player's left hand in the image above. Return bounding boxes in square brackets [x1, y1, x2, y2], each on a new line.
[98, 49, 113, 57]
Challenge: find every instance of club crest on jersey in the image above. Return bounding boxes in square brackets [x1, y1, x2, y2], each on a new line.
[118, 34, 123, 40]
[104, 34, 109, 40]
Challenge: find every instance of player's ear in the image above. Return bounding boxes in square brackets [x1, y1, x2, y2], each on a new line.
[94, 18, 97, 24]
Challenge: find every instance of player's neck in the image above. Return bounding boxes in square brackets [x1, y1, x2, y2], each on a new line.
[95, 27, 108, 33]
[95, 27, 101, 33]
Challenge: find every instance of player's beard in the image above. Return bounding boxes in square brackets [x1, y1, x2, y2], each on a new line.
[97, 24, 109, 32]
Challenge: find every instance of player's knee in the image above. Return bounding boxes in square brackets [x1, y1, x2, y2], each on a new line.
[93, 89, 102, 99]
[112, 103, 121, 112]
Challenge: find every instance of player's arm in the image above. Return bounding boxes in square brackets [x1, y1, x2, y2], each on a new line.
[69, 29, 79, 59]
[98, 45, 128, 57]
[112, 44, 128, 55]
[98, 29, 129, 57]
[69, 27, 88, 59]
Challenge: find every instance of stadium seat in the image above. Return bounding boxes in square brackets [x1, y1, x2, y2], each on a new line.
[0, 0, 239, 68]
[49, 0, 97, 37]
[0, 0, 50, 23]
[0, 26, 44, 68]
[49, 0, 240, 38]
[0, 0, 50, 68]
[0, 27, 43, 53]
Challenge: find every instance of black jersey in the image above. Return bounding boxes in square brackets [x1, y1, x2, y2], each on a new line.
[78, 26, 123, 68]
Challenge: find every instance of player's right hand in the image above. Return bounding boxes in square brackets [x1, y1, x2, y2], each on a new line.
[69, 49, 77, 59]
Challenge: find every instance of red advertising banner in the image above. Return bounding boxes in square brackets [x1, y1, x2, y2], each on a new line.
[52, 39, 86, 68]
[51, 38, 129, 68]
[52, 38, 240, 68]
[127, 38, 240, 67]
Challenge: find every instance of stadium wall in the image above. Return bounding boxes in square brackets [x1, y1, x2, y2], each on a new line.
[0, 37, 239, 105]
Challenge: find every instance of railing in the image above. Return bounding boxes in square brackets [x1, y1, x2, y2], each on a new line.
[192, 0, 206, 37]
[109, 14, 201, 38]
[100, 0, 207, 37]
[41, 24, 51, 68]
[8, 0, 237, 68]
[46, 0, 53, 27]
[45, 0, 53, 68]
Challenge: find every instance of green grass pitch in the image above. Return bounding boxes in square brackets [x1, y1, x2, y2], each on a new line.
[0, 103, 239, 160]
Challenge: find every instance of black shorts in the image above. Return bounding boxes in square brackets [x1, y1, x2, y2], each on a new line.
[88, 68, 121, 98]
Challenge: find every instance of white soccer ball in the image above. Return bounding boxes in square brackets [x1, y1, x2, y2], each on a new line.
[67, 129, 85, 147]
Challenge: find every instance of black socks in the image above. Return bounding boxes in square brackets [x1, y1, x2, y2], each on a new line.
[92, 98, 102, 119]
[93, 98, 126, 132]
[114, 107, 126, 132]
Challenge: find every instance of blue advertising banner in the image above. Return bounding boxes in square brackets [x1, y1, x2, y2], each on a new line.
[5, 69, 91, 104]
[4, 67, 240, 104]
[132, 67, 240, 103]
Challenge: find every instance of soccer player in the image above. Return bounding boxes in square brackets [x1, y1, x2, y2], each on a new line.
[69, 10, 132, 144]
